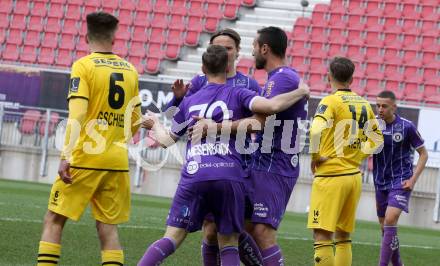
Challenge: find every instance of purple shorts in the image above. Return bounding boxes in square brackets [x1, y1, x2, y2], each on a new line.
[375, 188, 412, 217]
[249, 170, 297, 229]
[167, 180, 245, 234]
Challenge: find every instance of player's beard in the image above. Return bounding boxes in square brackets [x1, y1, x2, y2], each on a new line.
[255, 55, 266, 69]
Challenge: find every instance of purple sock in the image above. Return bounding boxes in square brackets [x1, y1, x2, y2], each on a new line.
[137, 237, 176, 266]
[202, 241, 220, 266]
[380, 226, 399, 266]
[238, 232, 264, 266]
[391, 248, 403, 266]
[220, 246, 240, 266]
[261, 245, 284, 266]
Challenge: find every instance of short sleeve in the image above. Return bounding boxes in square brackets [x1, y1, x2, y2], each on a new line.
[314, 96, 335, 122]
[266, 72, 300, 98]
[67, 61, 89, 101]
[407, 122, 424, 149]
[170, 99, 188, 137]
[234, 88, 257, 112]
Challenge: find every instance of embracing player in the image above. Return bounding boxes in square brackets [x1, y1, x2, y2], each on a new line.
[137, 45, 308, 266]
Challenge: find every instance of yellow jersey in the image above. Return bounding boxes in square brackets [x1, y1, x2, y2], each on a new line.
[67, 52, 141, 171]
[309, 89, 383, 177]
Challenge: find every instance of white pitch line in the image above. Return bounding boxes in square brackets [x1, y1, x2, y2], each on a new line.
[2, 217, 438, 250]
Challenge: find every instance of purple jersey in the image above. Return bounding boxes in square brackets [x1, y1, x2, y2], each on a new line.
[252, 67, 307, 178]
[165, 72, 261, 169]
[171, 83, 258, 185]
[373, 115, 424, 190]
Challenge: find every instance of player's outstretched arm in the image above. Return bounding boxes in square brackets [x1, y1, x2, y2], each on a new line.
[250, 81, 310, 115]
[163, 79, 190, 111]
[402, 146, 428, 190]
[142, 111, 178, 148]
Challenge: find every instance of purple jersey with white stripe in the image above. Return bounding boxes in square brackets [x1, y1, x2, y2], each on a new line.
[373, 115, 424, 190]
[252, 66, 307, 178]
[165, 72, 261, 168]
[171, 83, 258, 185]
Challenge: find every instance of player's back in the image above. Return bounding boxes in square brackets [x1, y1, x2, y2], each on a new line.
[313, 90, 379, 176]
[171, 82, 257, 184]
[67, 52, 139, 171]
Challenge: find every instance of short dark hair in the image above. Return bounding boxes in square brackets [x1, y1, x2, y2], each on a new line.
[202, 45, 228, 75]
[256, 26, 287, 58]
[329, 57, 355, 83]
[86, 12, 119, 42]
[210, 28, 241, 49]
[377, 90, 396, 101]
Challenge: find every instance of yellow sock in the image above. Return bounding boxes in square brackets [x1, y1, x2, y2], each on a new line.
[101, 250, 124, 266]
[314, 240, 334, 266]
[335, 238, 352, 266]
[38, 241, 61, 265]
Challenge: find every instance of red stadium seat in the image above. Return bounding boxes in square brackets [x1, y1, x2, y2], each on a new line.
[127, 56, 144, 74]
[28, 16, 44, 32]
[19, 110, 41, 135]
[7, 29, 23, 45]
[38, 47, 55, 65]
[237, 58, 254, 75]
[85, 0, 101, 7]
[10, 15, 27, 30]
[147, 43, 164, 58]
[57, 49, 73, 67]
[114, 40, 129, 57]
[41, 33, 58, 48]
[118, 9, 133, 25]
[164, 43, 181, 60]
[38, 112, 60, 137]
[31, 2, 47, 18]
[136, 0, 153, 12]
[0, 1, 13, 15]
[2, 44, 19, 61]
[74, 50, 88, 60]
[0, 28, 6, 44]
[132, 26, 149, 42]
[103, 0, 119, 9]
[59, 34, 76, 50]
[23, 30, 40, 47]
[45, 18, 62, 33]
[149, 28, 166, 44]
[167, 29, 184, 44]
[65, 4, 82, 20]
[76, 36, 88, 52]
[151, 13, 169, 29]
[145, 56, 161, 74]
[253, 69, 267, 86]
[20, 45, 38, 63]
[62, 19, 78, 35]
[224, 2, 240, 20]
[116, 24, 132, 40]
[130, 41, 147, 57]
[204, 15, 221, 33]
[15, 1, 30, 15]
[154, 0, 171, 14]
[83, 6, 99, 19]
[424, 84, 439, 99]
[48, 3, 64, 18]
[133, 11, 149, 27]
[241, 0, 256, 7]
[119, 0, 137, 11]
[169, 15, 185, 30]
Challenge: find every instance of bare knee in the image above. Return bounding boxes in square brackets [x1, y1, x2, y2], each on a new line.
[252, 223, 276, 250]
[41, 211, 67, 243]
[313, 229, 333, 242]
[202, 220, 218, 245]
[335, 230, 350, 241]
[96, 221, 120, 250]
[164, 226, 187, 249]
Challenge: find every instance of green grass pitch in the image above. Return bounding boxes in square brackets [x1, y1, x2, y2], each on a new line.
[0, 178, 439, 265]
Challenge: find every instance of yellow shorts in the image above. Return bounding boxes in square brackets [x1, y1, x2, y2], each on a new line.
[307, 173, 361, 233]
[48, 168, 130, 224]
